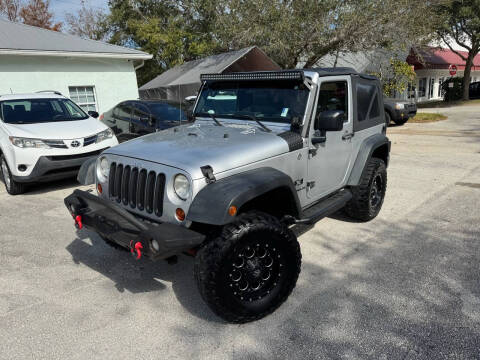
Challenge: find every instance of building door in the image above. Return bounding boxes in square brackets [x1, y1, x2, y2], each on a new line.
[418, 78, 427, 98]
[438, 77, 445, 98]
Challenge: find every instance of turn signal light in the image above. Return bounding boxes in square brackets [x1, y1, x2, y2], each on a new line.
[97, 183, 103, 194]
[176, 208, 186, 221]
[228, 205, 237, 216]
[99, 113, 104, 121]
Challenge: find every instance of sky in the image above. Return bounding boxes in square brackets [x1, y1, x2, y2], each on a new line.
[50, 0, 109, 23]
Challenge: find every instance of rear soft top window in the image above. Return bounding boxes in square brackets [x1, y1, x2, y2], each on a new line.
[0, 98, 89, 124]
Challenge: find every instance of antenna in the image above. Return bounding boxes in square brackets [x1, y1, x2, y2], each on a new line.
[10, 88, 13, 94]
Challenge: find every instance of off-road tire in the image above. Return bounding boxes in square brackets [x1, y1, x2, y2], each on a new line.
[194, 211, 301, 323]
[393, 118, 408, 126]
[345, 158, 387, 221]
[1, 155, 26, 195]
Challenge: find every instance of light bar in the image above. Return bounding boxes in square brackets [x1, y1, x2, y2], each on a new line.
[200, 71, 304, 82]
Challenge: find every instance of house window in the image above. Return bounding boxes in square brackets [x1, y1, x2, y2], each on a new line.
[69, 86, 97, 112]
[438, 77, 445, 98]
[428, 78, 435, 99]
[418, 78, 426, 97]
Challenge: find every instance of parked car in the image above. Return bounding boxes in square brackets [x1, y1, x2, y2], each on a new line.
[469, 81, 480, 99]
[384, 98, 417, 126]
[0, 91, 118, 195]
[100, 100, 193, 142]
[65, 68, 390, 323]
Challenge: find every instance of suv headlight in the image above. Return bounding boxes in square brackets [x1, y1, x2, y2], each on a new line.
[96, 128, 114, 143]
[173, 174, 190, 200]
[394, 103, 405, 110]
[9, 136, 50, 148]
[97, 156, 110, 182]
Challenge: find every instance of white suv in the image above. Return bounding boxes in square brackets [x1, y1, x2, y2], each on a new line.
[0, 92, 118, 195]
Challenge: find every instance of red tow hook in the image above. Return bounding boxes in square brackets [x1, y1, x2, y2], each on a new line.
[74, 215, 83, 230]
[130, 241, 143, 260]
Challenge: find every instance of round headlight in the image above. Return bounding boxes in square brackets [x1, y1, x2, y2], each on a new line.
[173, 174, 190, 200]
[97, 156, 109, 182]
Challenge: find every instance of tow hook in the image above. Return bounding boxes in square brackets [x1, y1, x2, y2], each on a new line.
[130, 241, 143, 260]
[74, 215, 83, 230]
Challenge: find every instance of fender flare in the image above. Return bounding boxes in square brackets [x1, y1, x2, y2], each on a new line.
[77, 157, 97, 185]
[347, 133, 390, 186]
[186, 167, 301, 225]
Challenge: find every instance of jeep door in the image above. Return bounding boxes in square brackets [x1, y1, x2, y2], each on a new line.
[306, 77, 354, 200]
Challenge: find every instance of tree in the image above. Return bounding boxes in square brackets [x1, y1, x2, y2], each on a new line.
[65, 1, 108, 41]
[106, 0, 219, 86]
[435, 0, 480, 100]
[19, 0, 61, 31]
[0, 0, 22, 21]
[213, 0, 438, 69]
[370, 58, 417, 97]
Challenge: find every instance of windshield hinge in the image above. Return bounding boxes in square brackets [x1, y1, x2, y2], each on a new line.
[200, 165, 216, 184]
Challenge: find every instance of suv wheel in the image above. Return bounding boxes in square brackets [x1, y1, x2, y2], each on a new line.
[345, 157, 387, 221]
[385, 111, 391, 126]
[194, 211, 301, 323]
[393, 118, 408, 126]
[1, 156, 26, 195]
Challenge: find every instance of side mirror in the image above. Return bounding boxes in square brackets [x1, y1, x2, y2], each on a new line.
[312, 110, 345, 144]
[88, 111, 99, 119]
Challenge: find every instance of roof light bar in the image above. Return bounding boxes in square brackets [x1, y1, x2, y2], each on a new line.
[200, 71, 304, 82]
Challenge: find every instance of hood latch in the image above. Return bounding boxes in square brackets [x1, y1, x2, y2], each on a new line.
[200, 165, 216, 184]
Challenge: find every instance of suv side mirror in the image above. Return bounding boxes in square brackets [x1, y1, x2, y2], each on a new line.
[88, 111, 99, 119]
[312, 110, 345, 144]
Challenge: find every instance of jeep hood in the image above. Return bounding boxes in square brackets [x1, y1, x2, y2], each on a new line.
[105, 122, 292, 179]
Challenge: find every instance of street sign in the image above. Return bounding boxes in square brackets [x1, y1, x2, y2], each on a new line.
[449, 64, 457, 76]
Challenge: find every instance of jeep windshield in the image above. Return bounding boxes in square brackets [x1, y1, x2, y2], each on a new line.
[0, 98, 89, 124]
[194, 81, 310, 124]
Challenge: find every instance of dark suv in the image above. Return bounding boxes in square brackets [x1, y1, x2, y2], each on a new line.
[470, 82, 480, 99]
[100, 100, 192, 142]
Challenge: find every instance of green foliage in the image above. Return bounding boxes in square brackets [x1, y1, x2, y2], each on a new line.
[434, 0, 480, 100]
[106, 0, 220, 86]
[370, 59, 416, 97]
[441, 77, 464, 102]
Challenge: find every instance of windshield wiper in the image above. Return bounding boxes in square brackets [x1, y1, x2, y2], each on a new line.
[238, 114, 272, 132]
[194, 112, 223, 126]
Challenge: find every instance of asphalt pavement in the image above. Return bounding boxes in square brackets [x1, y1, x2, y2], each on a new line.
[0, 105, 479, 359]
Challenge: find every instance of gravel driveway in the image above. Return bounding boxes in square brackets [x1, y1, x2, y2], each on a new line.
[0, 105, 479, 359]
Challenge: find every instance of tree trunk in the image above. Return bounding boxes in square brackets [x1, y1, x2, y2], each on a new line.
[462, 53, 474, 101]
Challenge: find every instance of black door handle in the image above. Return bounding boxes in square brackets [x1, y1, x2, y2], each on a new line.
[342, 133, 354, 140]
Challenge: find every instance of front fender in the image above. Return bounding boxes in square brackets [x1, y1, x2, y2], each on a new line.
[77, 157, 97, 185]
[187, 167, 301, 226]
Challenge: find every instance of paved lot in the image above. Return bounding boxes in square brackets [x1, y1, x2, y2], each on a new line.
[1, 106, 479, 359]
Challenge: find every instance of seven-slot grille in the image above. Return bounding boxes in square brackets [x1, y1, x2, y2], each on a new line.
[108, 162, 166, 217]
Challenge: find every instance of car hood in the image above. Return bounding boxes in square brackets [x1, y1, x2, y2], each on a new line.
[105, 121, 292, 179]
[3, 117, 108, 139]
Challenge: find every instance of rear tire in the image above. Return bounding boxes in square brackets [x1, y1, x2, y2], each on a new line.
[393, 118, 408, 126]
[345, 158, 387, 221]
[1, 155, 26, 195]
[194, 211, 301, 323]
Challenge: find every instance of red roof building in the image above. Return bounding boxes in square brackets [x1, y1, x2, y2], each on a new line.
[406, 47, 480, 101]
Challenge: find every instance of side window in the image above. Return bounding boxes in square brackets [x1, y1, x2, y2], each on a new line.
[115, 103, 132, 119]
[132, 103, 151, 124]
[316, 81, 348, 129]
[356, 83, 378, 122]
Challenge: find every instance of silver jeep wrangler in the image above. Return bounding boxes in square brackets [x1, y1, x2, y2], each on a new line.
[65, 68, 390, 323]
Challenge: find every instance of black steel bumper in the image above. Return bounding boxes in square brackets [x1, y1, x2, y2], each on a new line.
[64, 190, 205, 260]
[13, 148, 108, 183]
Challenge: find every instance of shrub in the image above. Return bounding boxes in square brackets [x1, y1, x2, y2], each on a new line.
[441, 77, 464, 102]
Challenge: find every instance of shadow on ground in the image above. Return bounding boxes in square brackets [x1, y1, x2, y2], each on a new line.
[65, 187, 480, 359]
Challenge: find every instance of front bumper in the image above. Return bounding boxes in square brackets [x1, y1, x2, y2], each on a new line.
[13, 148, 108, 183]
[64, 190, 205, 260]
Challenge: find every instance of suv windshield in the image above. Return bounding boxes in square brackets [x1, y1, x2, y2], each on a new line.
[0, 98, 89, 124]
[194, 81, 310, 124]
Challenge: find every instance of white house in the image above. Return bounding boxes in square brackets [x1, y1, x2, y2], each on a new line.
[0, 19, 152, 114]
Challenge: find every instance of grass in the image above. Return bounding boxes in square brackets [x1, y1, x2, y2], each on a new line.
[417, 99, 480, 108]
[409, 113, 448, 123]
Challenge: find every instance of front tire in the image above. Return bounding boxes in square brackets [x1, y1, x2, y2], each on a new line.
[345, 158, 387, 221]
[385, 111, 391, 126]
[1, 155, 26, 195]
[194, 211, 301, 323]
